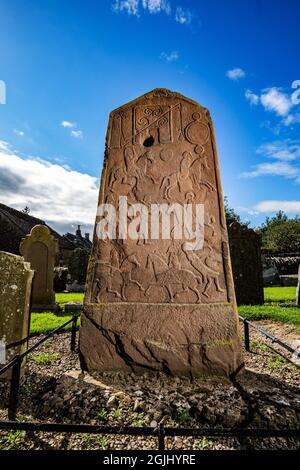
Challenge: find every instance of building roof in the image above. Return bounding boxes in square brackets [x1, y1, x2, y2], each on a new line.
[0, 203, 74, 255]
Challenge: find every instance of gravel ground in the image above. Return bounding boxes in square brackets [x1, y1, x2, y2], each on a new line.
[0, 320, 299, 451]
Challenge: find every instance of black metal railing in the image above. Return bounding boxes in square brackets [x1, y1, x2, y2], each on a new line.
[0, 313, 79, 420]
[239, 315, 300, 362]
[0, 312, 299, 450]
[0, 420, 299, 451]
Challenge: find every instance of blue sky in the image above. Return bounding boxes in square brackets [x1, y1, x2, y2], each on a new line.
[0, 0, 300, 234]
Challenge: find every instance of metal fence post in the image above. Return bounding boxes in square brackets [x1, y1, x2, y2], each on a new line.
[243, 319, 250, 352]
[158, 423, 165, 451]
[8, 355, 22, 421]
[70, 315, 78, 352]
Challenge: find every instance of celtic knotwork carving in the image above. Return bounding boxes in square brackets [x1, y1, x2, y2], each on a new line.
[157, 116, 168, 127]
[136, 116, 149, 129]
[144, 107, 162, 117]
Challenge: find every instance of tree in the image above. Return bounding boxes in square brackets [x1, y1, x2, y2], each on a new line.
[257, 211, 300, 252]
[22, 206, 30, 214]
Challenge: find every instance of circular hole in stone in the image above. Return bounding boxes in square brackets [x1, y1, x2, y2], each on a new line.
[143, 136, 155, 147]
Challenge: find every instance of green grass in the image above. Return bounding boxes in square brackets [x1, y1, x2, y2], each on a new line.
[96, 408, 108, 422]
[56, 292, 84, 304]
[29, 292, 83, 336]
[238, 286, 300, 328]
[29, 288, 299, 336]
[264, 287, 296, 303]
[32, 352, 61, 365]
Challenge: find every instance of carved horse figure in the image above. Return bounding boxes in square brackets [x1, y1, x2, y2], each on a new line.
[161, 151, 215, 201]
[145, 252, 202, 303]
[183, 247, 225, 298]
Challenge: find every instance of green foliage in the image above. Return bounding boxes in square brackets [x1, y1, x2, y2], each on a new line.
[258, 211, 300, 252]
[267, 355, 286, 369]
[198, 436, 212, 450]
[110, 408, 121, 419]
[130, 412, 145, 427]
[96, 408, 108, 422]
[33, 352, 60, 365]
[0, 430, 26, 450]
[175, 408, 192, 423]
[97, 437, 109, 450]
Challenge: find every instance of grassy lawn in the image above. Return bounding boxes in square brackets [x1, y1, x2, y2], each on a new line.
[30, 292, 84, 336]
[29, 289, 299, 336]
[239, 286, 300, 328]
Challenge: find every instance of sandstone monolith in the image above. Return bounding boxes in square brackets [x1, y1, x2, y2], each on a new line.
[0, 251, 34, 379]
[80, 88, 243, 376]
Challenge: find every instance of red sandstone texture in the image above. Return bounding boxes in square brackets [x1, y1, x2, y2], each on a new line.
[79, 88, 243, 376]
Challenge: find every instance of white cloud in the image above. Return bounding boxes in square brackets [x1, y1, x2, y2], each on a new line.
[241, 139, 300, 182]
[175, 6, 192, 24]
[260, 87, 293, 117]
[282, 112, 300, 126]
[61, 120, 83, 139]
[142, 0, 171, 14]
[14, 129, 25, 137]
[226, 68, 246, 81]
[254, 200, 300, 214]
[0, 140, 98, 233]
[70, 130, 83, 139]
[257, 141, 300, 161]
[241, 161, 299, 179]
[112, 0, 171, 16]
[112, 1, 194, 25]
[245, 89, 259, 105]
[61, 120, 76, 128]
[112, 0, 139, 16]
[160, 50, 179, 62]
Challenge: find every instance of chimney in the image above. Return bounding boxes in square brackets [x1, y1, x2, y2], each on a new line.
[85, 233, 90, 241]
[76, 225, 82, 238]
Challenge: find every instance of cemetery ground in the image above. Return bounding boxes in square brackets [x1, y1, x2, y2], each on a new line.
[0, 287, 299, 451]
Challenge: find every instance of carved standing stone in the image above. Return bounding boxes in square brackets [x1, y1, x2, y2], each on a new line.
[0, 251, 34, 379]
[20, 225, 58, 312]
[79, 89, 243, 376]
[228, 222, 264, 305]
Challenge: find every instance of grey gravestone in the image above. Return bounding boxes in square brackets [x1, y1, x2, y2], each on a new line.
[228, 222, 264, 305]
[20, 225, 59, 312]
[80, 88, 243, 377]
[0, 251, 34, 379]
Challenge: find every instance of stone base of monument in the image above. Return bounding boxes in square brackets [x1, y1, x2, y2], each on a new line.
[31, 303, 61, 313]
[79, 303, 243, 377]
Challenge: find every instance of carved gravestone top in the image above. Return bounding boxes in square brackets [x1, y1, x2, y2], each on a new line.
[0, 251, 34, 379]
[20, 225, 58, 311]
[80, 88, 243, 377]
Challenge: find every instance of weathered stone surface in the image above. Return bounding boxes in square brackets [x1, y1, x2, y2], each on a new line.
[228, 222, 264, 305]
[296, 264, 300, 307]
[79, 88, 243, 376]
[0, 251, 34, 379]
[20, 224, 58, 311]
